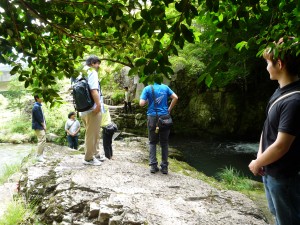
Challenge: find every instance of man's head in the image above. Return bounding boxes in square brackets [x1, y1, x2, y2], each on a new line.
[124, 87, 128, 91]
[34, 95, 42, 103]
[153, 73, 163, 84]
[263, 37, 300, 77]
[68, 112, 76, 119]
[86, 55, 101, 71]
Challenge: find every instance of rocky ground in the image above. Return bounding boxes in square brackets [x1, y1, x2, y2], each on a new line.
[17, 136, 271, 225]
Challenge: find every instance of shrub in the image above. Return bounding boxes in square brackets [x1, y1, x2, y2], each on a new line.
[111, 90, 124, 105]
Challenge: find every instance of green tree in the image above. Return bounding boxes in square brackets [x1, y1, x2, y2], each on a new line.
[0, 0, 299, 103]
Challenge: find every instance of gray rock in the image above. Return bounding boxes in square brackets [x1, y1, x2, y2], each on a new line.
[18, 141, 269, 225]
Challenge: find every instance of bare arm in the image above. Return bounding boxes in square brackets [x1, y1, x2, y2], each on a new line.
[249, 132, 295, 175]
[91, 89, 101, 114]
[168, 93, 178, 113]
[139, 99, 148, 107]
[257, 133, 263, 158]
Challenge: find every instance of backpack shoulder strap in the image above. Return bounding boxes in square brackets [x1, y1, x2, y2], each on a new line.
[268, 91, 300, 114]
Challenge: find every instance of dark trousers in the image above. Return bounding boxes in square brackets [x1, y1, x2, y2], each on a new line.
[124, 101, 132, 113]
[67, 135, 78, 149]
[103, 128, 113, 159]
[147, 116, 170, 168]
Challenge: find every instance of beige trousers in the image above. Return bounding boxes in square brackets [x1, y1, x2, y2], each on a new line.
[82, 112, 102, 161]
[35, 129, 46, 156]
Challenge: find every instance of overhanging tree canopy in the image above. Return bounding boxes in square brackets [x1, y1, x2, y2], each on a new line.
[0, 0, 299, 104]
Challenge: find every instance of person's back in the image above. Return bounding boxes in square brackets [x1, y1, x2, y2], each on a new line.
[140, 76, 178, 174]
[142, 83, 174, 116]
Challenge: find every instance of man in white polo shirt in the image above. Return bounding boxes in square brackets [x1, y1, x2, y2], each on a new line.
[80, 55, 102, 166]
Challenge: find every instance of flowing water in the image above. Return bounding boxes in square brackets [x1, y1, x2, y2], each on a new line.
[169, 137, 261, 181]
[0, 143, 33, 176]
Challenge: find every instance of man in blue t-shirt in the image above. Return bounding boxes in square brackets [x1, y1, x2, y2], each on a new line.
[249, 37, 300, 225]
[140, 76, 178, 174]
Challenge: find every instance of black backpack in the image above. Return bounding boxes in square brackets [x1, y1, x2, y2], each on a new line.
[72, 77, 94, 112]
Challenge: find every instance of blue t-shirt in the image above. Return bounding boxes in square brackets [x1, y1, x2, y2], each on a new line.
[140, 83, 174, 116]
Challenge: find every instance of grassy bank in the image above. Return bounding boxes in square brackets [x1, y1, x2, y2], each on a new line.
[0, 164, 22, 185]
[0, 198, 38, 225]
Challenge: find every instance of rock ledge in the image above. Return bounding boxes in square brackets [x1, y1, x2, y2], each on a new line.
[19, 138, 268, 225]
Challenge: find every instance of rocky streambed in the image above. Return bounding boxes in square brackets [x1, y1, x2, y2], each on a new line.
[18, 137, 270, 225]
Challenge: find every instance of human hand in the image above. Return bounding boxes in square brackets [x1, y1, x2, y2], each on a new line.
[93, 104, 101, 114]
[249, 160, 264, 176]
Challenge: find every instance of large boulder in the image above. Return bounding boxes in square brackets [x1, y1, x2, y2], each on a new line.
[19, 140, 269, 225]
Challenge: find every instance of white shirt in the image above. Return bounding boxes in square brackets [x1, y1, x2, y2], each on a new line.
[80, 66, 101, 116]
[65, 119, 80, 136]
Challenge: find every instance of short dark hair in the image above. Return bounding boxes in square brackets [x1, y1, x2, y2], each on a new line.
[34, 95, 39, 102]
[68, 112, 76, 119]
[263, 37, 300, 76]
[86, 55, 101, 66]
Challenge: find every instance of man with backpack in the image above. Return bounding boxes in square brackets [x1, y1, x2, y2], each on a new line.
[80, 55, 103, 166]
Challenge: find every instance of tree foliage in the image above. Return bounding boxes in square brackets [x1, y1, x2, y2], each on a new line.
[0, 0, 300, 103]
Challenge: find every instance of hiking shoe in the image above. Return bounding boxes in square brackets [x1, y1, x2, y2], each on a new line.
[94, 154, 107, 162]
[36, 155, 46, 162]
[150, 165, 159, 173]
[161, 166, 168, 174]
[83, 158, 102, 166]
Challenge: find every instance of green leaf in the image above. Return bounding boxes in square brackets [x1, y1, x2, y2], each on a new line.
[175, 2, 183, 12]
[171, 46, 178, 56]
[135, 58, 147, 67]
[190, 5, 198, 17]
[235, 41, 248, 51]
[153, 41, 162, 52]
[128, 67, 139, 76]
[181, 24, 194, 43]
[132, 20, 143, 31]
[144, 60, 158, 75]
[141, 9, 151, 20]
[197, 73, 207, 84]
[146, 51, 158, 59]
[205, 74, 213, 87]
[18, 75, 25, 82]
[25, 80, 29, 88]
[218, 14, 223, 22]
[140, 25, 148, 36]
[10, 66, 20, 75]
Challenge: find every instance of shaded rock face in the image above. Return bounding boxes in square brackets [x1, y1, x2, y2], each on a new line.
[19, 140, 269, 225]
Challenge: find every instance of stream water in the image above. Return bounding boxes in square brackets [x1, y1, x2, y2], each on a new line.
[169, 137, 261, 181]
[0, 143, 33, 176]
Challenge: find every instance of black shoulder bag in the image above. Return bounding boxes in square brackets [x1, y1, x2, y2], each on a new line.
[150, 85, 173, 132]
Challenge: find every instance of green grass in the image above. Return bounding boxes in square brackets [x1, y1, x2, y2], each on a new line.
[0, 163, 21, 185]
[0, 199, 37, 225]
[216, 166, 259, 191]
